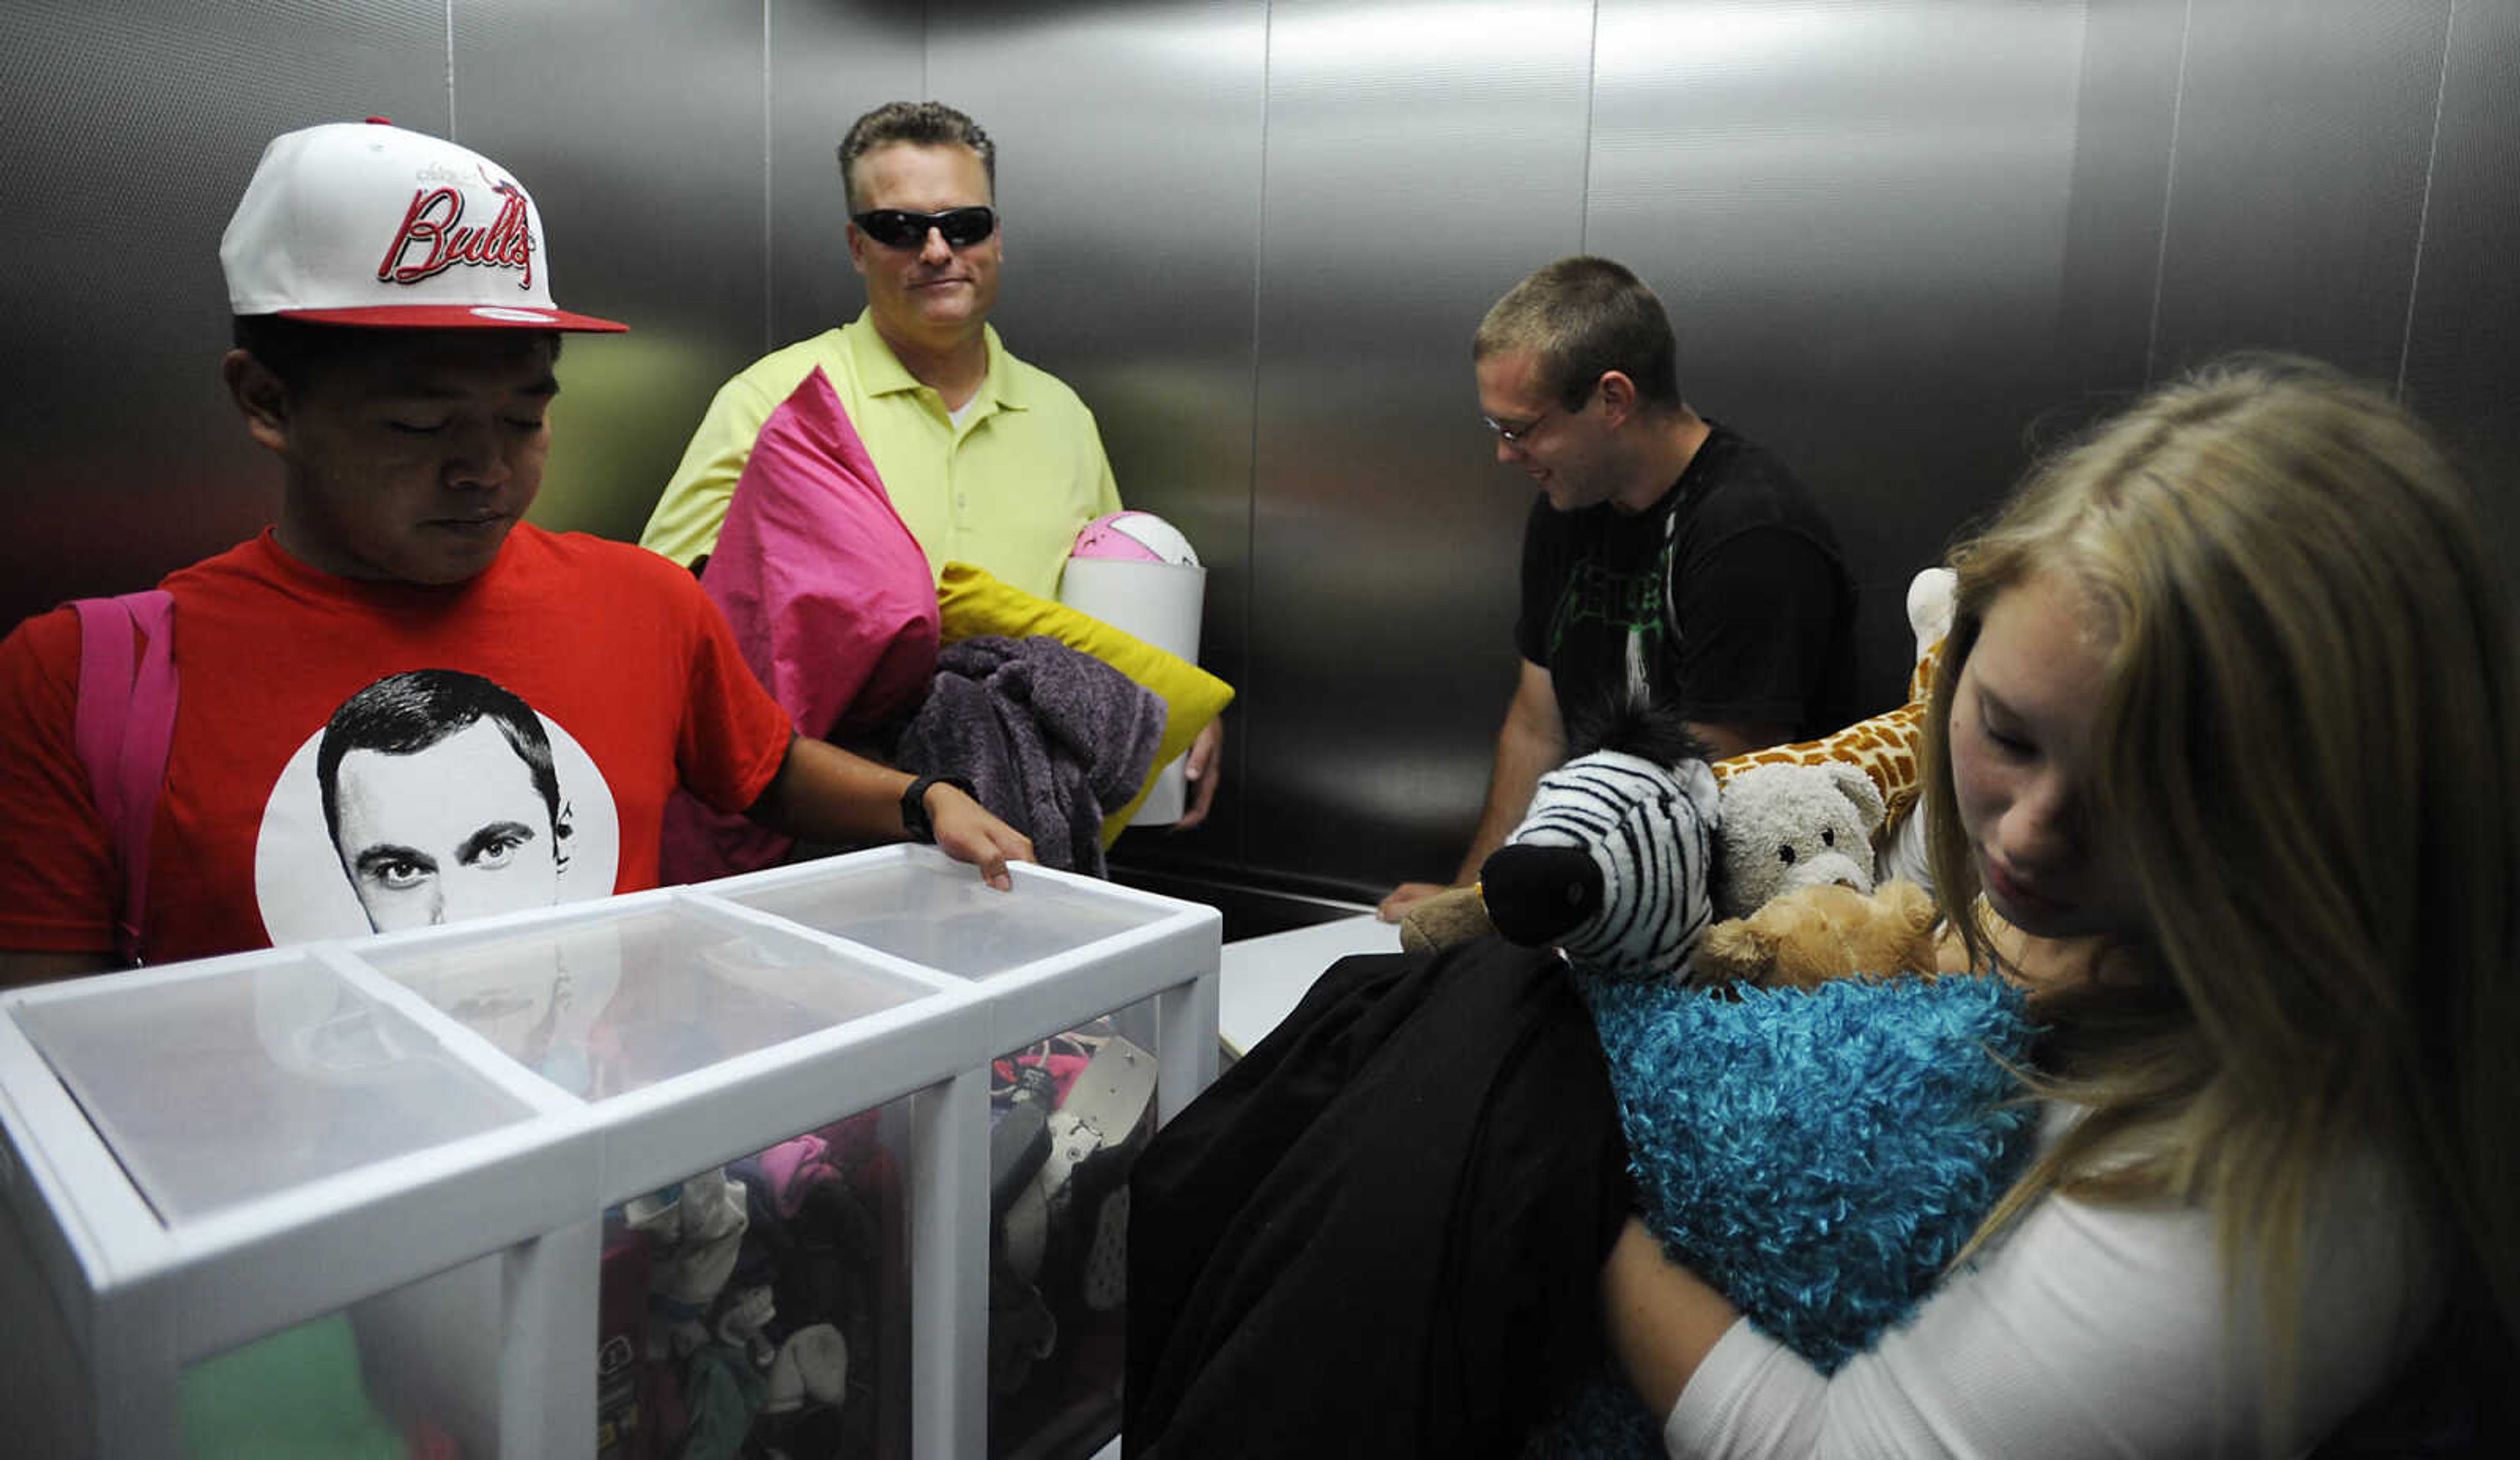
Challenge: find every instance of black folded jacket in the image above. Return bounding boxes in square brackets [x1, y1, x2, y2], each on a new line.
[1125, 938, 1633, 1458]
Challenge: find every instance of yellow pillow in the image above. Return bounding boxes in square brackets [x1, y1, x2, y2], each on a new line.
[934, 561, 1236, 843]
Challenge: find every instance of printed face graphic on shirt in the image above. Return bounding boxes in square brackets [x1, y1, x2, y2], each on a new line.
[253, 669, 621, 948]
[316, 669, 572, 933]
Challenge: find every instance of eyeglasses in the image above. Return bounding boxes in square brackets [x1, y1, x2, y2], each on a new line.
[1481, 378, 1599, 445]
[851, 206, 998, 249]
[1481, 404, 1558, 446]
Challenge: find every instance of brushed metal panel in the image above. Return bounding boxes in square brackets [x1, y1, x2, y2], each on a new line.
[15, 0, 2512, 911]
[453, 0, 774, 546]
[2400, 0, 2520, 570]
[2150, 0, 2450, 382]
[767, 1, 923, 347]
[2056, 0, 2187, 397]
[1246, 0, 1597, 891]
[2, 0, 447, 630]
[926, 3, 1270, 869]
[1589, 1, 2088, 730]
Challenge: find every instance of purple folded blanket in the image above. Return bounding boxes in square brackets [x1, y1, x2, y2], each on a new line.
[896, 635, 1166, 875]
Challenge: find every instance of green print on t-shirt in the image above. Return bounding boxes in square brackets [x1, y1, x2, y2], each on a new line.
[1547, 556, 1668, 661]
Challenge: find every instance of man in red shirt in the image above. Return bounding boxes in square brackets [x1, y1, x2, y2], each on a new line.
[0, 119, 1030, 984]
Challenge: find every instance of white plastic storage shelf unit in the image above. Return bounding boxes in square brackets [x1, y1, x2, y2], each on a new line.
[0, 845, 1223, 1459]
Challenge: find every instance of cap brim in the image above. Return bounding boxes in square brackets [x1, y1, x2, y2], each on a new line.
[277, 303, 629, 333]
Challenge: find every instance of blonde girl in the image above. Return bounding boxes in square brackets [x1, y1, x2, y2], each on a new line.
[1605, 358, 2518, 1455]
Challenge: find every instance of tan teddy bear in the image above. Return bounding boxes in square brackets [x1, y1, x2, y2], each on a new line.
[1689, 879, 1958, 991]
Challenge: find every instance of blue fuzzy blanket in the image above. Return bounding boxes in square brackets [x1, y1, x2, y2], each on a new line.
[1540, 974, 2038, 1454]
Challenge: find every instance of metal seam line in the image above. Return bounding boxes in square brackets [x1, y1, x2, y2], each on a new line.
[2398, 0, 2458, 401]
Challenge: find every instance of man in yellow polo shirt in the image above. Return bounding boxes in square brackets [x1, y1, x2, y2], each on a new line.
[643, 100, 1117, 600]
[642, 100, 1222, 825]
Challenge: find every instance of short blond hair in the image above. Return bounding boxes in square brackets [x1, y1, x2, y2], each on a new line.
[1473, 257, 1681, 413]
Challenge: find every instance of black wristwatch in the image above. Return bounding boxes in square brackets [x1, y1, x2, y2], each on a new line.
[900, 773, 975, 844]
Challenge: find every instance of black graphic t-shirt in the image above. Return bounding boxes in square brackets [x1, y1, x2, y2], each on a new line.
[1514, 423, 1859, 738]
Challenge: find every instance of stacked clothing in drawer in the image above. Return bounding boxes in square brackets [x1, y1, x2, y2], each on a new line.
[600, 1112, 902, 1460]
[599, 1021, 1158, 1460]
[987, 1027, 1160, 1459]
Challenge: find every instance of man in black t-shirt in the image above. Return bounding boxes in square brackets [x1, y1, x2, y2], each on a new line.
[1379, 257, 1857, 923]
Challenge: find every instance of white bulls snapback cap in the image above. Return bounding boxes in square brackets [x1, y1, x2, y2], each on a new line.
[221, 117, 627, 332]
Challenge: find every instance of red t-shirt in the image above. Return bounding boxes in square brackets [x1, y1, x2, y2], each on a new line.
[0, 526, 794, 964]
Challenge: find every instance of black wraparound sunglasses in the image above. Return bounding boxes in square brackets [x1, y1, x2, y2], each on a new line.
[850, 206, 998, 249]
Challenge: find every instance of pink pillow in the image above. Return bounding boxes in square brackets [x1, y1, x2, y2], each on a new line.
[662, 369, 938, 883]
[702, 366, 939, 740]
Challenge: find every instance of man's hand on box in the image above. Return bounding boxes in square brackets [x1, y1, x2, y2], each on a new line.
[931, 784, 1032, 890]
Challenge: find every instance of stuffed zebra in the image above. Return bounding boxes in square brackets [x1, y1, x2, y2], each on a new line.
[1487, 720, 2037, 1457]
[1480, 734, 1718, 984]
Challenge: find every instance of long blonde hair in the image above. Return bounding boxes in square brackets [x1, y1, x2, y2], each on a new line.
[1924, 358, 2520, 1399]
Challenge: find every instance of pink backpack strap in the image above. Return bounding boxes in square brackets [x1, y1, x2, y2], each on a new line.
[71, 590, 177, 965]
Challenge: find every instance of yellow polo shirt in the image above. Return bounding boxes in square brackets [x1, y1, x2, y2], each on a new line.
[640, 311, 1123, 600]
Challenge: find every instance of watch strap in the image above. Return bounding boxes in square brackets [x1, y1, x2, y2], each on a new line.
[900, 772, 975, 843]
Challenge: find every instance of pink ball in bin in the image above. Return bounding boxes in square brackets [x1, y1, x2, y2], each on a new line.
[1071, 510, 1200, 567]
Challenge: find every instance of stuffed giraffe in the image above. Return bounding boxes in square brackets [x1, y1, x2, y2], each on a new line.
[1709, 567, 1954, 850]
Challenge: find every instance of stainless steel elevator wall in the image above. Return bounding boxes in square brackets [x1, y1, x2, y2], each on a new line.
[4, 1, 2510, 899]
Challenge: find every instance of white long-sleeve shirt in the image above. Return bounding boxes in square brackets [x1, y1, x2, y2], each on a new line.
[1664, 1111, 2445, 1457]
